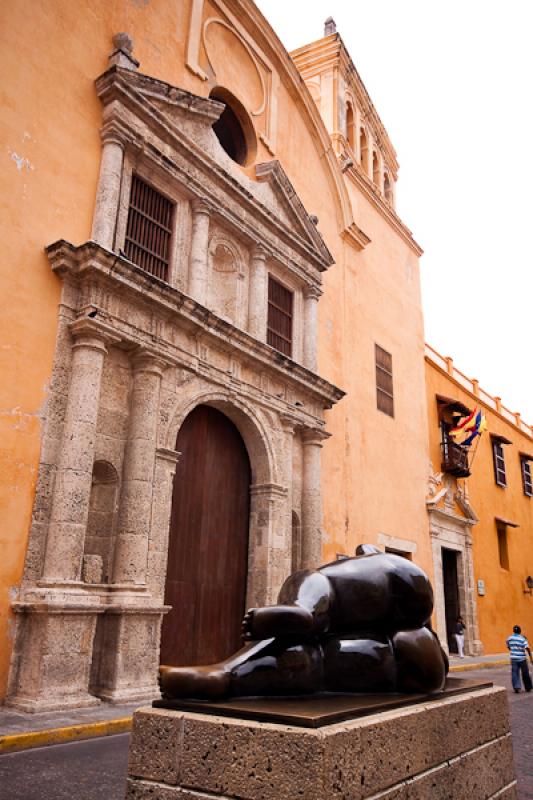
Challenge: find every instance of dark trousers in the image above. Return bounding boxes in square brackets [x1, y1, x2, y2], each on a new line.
[511, 659, 532, 691]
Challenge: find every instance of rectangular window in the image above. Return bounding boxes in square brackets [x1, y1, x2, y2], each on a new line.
[496, 523, 509, 570]
[492, 439, 507, 487]
[267, 276, 293, 357]
[521, 456, 533, 497]
[124, 174, 174, 282]
[385, 547, 412, 561]
[375, 344, 394, 417]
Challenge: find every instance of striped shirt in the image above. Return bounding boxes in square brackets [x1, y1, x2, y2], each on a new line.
[506, 633, 530, 661]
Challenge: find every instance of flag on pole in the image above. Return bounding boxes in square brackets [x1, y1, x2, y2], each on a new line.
[450, 408, 487, 446]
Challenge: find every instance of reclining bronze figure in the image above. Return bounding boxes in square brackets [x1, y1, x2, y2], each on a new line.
[159, 544, 448, 700]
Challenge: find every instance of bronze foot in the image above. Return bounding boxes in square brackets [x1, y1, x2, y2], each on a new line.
[159, 664, 231, 700]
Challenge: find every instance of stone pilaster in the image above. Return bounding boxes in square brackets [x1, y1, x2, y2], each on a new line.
[246, 482, 288, 607]
[42, 319, 118, 582]
[89, 605, 169, 704]
[248, 244, 268, 341]
[464, 536, 483, 656]
[147, 448, 181, 601]
[112, 349, 170, 586]
[188, 199, 210, 306]
[302, 285, 321, 371]
[300, 427, 328, 570]
[430, 535, 447, 653]
[91, 132, 125, 250]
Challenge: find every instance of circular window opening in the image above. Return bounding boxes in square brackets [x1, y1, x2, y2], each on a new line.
[209, 87, 256, 167]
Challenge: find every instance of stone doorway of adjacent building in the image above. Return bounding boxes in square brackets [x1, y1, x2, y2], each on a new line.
[160, 404, 251, 667]
[442, 547, 460, 653]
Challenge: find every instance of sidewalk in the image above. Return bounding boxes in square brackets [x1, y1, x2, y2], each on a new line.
[0, 654, 510, 754]
[448, 651, 509, 672]
[0, 700, 144, 755]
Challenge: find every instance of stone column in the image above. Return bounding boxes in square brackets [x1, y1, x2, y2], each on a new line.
[42, 319, 118, 582]
[300, 428, 328, 570]
[280, 415, 297, 573]
[91, 132, 125, 250]
[188, 199, 210, 306]
[302, 286, 321, 371]
[112, 349, 170, 585]
[147, 448, 181, 601]
[248, 244, 268, 341]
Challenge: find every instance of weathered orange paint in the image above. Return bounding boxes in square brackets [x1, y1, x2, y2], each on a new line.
[426, 352, 533, 654]
[0, 0, 433, 698]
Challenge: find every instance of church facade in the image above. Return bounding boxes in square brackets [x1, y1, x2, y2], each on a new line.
[2, 0, 451, 708]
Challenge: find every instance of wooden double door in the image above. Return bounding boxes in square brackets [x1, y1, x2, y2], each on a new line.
[160, 405, 251, 666]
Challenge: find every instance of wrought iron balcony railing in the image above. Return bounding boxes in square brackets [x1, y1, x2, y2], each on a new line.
[441, 437, 471, 478]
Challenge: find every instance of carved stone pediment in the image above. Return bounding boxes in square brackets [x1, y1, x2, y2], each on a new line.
[254, 161, 333, 270]
[95, 66, 333, 282]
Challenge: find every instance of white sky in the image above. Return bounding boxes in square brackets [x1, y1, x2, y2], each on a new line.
[255, 0, 533, 422]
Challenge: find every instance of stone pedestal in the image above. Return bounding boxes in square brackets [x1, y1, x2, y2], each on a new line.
[90, 605, 168, 703]
[126, 686, 516, 799]
[6, 602, 103, 712]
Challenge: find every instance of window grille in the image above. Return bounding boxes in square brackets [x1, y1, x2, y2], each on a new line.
[267, 277, 293, 357]
[375, 344, 394, 417]
[124, 175, 173, 282]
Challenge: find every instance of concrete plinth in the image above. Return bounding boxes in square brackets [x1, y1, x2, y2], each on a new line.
[126, 686, 517, 799]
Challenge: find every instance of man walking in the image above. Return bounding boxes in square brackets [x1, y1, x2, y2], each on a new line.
[506, 625, 533, 693]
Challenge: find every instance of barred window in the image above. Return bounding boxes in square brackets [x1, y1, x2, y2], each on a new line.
[375, 344, 394, 417]
[124, 174, 174, 282]
[492, 439, 507, 487]
[521, 456, 532, 497]
[267, 277, 293, 357]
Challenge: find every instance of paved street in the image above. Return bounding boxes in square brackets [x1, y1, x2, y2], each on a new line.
[0, 732, 130, 800]
[0, 667, 531, 799]
[454, 665, 533, 800]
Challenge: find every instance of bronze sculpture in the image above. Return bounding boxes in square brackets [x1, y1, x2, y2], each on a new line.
[159, 545, 448, 700]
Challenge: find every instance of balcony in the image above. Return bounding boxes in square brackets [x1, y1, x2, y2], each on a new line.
[441, 437, 471, 478]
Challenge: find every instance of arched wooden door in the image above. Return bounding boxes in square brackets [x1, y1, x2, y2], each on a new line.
[160, 405, 251, 666]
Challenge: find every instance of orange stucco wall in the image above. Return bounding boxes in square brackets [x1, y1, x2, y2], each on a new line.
[319, 183, 431, 579]
[425, 356, 533, 653]
[0, 0, 432, 699]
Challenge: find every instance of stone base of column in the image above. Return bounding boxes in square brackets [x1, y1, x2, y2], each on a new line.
[126, 687, 516, 799]
[6, 602, 102, 713]
[468, 638, 485, 657]
[4, 694, 101, 714]
[90, 606, 168, 704]
[96, 686, 161, 705]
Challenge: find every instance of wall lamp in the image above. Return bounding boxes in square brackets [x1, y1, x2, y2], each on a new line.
[524, 576, 533, 595]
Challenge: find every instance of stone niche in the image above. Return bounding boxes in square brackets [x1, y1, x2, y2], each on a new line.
[125, 686, 517, 799]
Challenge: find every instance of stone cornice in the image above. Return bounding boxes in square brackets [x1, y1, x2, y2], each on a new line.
[95, 66, 334, 276]
[47, 240, 346, 412]
[426, 503, 477, 528]
[341, 221, 372, 251]
[425, 348, 533, 441]
[346, 163, 423, 256]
